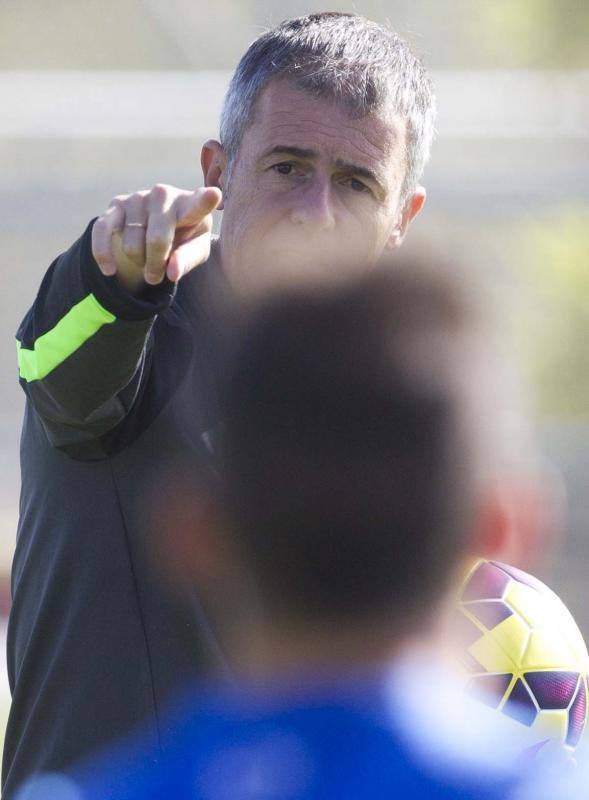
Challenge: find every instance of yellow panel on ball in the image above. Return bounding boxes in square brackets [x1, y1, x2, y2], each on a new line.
[468, 613, 529, 673]
[522, 629, 577, 671]
[528, 709, 569, 748]
[504, 582, 546, 629]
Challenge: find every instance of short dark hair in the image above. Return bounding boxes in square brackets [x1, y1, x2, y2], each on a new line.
[220, 258, 496, 629]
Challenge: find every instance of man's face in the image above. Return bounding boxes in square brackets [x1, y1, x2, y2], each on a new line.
[209, 80, 423, 298]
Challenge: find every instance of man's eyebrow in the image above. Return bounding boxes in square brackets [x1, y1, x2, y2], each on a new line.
[260, 146, 317, 160]
[334, 159, 382, 186]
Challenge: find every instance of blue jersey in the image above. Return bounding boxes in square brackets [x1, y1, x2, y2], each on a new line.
[15, 656, 541, 800]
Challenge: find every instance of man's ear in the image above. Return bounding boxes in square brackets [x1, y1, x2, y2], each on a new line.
[201, 139, 227, 210]
[468, 471, 566, 573]
[386, 186, 426, 250]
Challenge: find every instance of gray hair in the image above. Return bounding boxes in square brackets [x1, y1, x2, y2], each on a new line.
[219, 12, 436, 206]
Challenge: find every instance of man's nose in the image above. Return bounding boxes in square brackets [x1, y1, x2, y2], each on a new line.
[290, 178, 336, 231]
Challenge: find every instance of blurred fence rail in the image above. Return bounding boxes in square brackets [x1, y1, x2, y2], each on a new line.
[1, 70, 588, 139]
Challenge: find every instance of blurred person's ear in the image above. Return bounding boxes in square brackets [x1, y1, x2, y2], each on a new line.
[201, 140, 227, 209]
[385, 186, 426, 250]
[469, 468, 566, 573]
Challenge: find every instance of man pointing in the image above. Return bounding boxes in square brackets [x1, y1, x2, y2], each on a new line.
[4, 13, 433, 796]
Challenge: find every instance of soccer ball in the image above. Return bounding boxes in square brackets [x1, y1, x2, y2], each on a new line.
[452, 559, 589, 756]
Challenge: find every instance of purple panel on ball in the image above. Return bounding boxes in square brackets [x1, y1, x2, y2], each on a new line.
[525, 671, 579, 710]
[491, 561, 548, 597]
[566, 681, 587, 748]
[503, 679, 537, 727]
[467, 673, 512, 709]
[466, 600, 513, 630]
[462, 562, 510, 602]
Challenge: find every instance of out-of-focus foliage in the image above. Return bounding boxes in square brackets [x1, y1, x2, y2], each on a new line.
[508, 209, 589, 418]
[473, 0, 589, 69]
[0, 0, 587, 70]
[417, 207, 589, 420]
[399, 0, 589, 68]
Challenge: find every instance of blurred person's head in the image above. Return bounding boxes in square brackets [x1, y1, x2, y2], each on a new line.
[155, 251, 558, 676]
[200, 12, 434, 298]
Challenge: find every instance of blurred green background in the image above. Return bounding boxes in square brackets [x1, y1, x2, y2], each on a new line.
[0, 0, 588, 748]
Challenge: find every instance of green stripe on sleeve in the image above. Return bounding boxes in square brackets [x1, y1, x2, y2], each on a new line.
[17, 293, 116, 382]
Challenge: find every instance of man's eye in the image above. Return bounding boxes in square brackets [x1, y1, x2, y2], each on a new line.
[272, 162, 294, 175]
[346, 178, 369, 193]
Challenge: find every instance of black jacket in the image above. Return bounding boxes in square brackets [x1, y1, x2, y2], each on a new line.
[3, 220, 229, 797]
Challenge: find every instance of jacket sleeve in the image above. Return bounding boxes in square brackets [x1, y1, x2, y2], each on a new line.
[16, 218, 177, 454]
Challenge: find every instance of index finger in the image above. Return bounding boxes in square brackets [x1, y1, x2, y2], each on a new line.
[174, 187, 222, 229]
